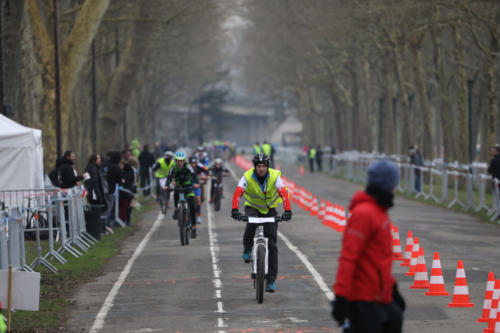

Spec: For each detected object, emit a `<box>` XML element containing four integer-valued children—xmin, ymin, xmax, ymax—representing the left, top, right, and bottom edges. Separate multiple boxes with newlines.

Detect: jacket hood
<box><xmin>59</xmin><ymin>156</ymin><xmax>74</xmax><ymax>166</ymax></box>
<box><xmin>349</xmin><ymin>190</ymin><xmax>379</xmax><ymax>211</ymax></box>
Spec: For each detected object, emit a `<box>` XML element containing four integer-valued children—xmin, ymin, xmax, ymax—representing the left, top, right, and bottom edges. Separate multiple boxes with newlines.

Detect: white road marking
<box><xmin>207</xmin><ymin>202</ymin><xmax>226</xmax><ymax>331</ymax></box>
<box><xmin>227</xmin><ymin>162</ymin><xmax>335</xmax><ymax>302</ymax></box>
<box><xmin>90</xmin><ymin>212</ymin><xmax>165</xmax><ymax>332</ymax></box>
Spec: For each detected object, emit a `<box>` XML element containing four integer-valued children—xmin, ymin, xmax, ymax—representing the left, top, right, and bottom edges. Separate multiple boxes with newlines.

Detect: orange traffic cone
<box><xmin>318</xmin><ymin>199</ymin><xmax>326</xmax><ymax>221</ymax></box>
<box><xmin>410</xmin><ymin>247</ymin><xmax>430</xmax><ymax>289</ymax></box>
<box><xmin>322</xmin><ymin>201</ymin><xmax>335</xmax><ymax>229</ymax></box>
<box><xmin>405</xmin><ymin>237</ymin><xmax>420</xmax><ymax>276</ymax></box>
<box><xmin>484</xmin><ymin>279</ymin><xmax>500</xmax><ymax>332</ymax></box>
<box><xmin>425</xmin><ymin>252</ymin><xmax>449</xmax><ymax>296</ymax></box>
<box><xmin>299</xmin><ymin>164</ymin><xmax>305</xmax><ymax>175</ymax></box>
<box><xmin>337</xmin><ymin>206</ymin><xmax>346</xmax><ymax>232</ymax></box>
<box><xmin>392</xmin><ymin>226</ymin><xmax>404</xmax><ymax>261</ymax></box>
<box><xmin>310</xmin><ymin>195</ymin><xmax>319</xmax><ymax>216</ymax></box>
<box><xmin>478</xmin><ymin>272</ymin><xmax>496</xmax><ymax>322</ymax></box>
<box><xmin>401</xmin><ymin>230</ymin><xmax>414</xmax><ymax>267</ymax></box>
<box><xmin>448</xmin><ymin>260</ymin><xmax>474</xmax><ymax>307</ymax></box>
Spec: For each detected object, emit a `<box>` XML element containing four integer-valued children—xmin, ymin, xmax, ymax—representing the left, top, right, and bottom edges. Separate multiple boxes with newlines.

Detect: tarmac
<box><xmin>66</xmin><ymin>159</ymin><xmax>500</xmax><ymax>333</ymax></box>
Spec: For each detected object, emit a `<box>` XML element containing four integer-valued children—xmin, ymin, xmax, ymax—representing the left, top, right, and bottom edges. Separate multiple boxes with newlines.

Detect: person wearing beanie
<box><xmin>331</xmin><ymin>159</ymin><xmax>405</xmax><ymax>333</ymax></box>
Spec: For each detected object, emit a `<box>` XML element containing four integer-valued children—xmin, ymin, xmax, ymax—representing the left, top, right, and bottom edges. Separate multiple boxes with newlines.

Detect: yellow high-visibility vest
<box><xmin>154</xmin><ymin>157</ymin><xmax>174</xmax><ymax>178</ymax></box>
<box><xmin>261</xmin><ymin>143</ymin><xmax>272</xmax><ymax>155</ymax></box>
<box><xmin>243</xmin><ymin>168</ymin><xmax>282</xmax><ymax>214</ymax></box>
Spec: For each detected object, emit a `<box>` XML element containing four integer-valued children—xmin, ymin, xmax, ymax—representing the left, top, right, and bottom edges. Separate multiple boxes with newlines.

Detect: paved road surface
<box><xmin>67</xmin><ymin>160</ymin><xmax>500</xmax><ymax>333</ymax></box>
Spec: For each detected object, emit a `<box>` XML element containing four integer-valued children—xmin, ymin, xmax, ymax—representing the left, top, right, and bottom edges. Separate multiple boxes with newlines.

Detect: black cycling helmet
<box><xmin>252</xmin><ymin>153</ymin><xmax>270</xmax><ymax>167</ymax></box>
<box><xmin>189</xmin><ymin>156</ymin><xmax>198</xmax><ymax>164</ymax></box>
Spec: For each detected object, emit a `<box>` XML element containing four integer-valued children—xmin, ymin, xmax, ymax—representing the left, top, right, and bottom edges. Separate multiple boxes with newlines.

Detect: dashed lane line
<box><xmin>89</xmin><ymin>212</ymin><xmax>165</xmax><ymax>332</ymax></box>
<box><xmin>226</xmin><ymin>162</ymin><xmax>334</xmax><ymax>302</ymax></box>
<box><xmin>207</xmin><ymin>201</ymin><xmax>226</xmax><ymax>331</ymax></box>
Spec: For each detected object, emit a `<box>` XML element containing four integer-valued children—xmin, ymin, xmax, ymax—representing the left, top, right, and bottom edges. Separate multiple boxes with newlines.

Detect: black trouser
<box><xmin>309</xmin><ymin>158</ymin><xmax>315</xmax><ymax>172</ymax></box>
<box><xmin>243</xmin><ymin>206</ymin><xmax>278</xmax><ymax>282</ymax></box>
<box><xmin>173</xmin><ymin>192</ymin><xmax>197</xmax><ymax>227</ymax></box>
<box><xmin>348</xmin><ymin>301</ymin><xmax>403</xmax><ymax>333</ymax></box>
<box><xmin>140</xmin><ymin>169</ymin><xmax>150</xmax><ymax>195</ymax></box>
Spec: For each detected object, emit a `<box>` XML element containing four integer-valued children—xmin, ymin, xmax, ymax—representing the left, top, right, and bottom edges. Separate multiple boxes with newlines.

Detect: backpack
<box><xmin>48</xmin><ymin>167</ymin><xmax>62</xmax><ymax>187</ymax></box>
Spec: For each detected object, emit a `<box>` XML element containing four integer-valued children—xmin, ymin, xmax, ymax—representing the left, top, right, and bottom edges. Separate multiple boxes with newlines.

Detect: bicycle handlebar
<box><xmin>238</xmin><ymin>215</ymin><xmax>283</xmax><ymax>223</ymax></box>
<box><xmin>173</xmin><ymin>186</ymin><xmax>194</xmax><ymax>193</ymax></box>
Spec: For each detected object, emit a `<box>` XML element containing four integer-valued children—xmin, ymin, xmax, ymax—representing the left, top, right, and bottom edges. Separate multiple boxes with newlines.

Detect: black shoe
<box><xmin>191</xmin><ymin>228</ymin><xmax>197</xmax><ymax>239</ymax></box>
<box><xmin>173</xmin><ymin>209</ymin><xmax>178</xmax><ymax>220</ymax></box>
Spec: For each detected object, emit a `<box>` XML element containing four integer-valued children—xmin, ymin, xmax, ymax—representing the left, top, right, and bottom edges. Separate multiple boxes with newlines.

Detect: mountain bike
<box><xmin>174</xmin><ymin>186</ymin><xmax>194</xmax><ymax>246</ymax></box>
<box><xmin>211</xmin><ymin>175</ymin><xmax>223</xmax><ymax>211</ymax></box>
<box><xmin>239</xmin><ymin>215</ymin><xmax>282</xmax><ymax>304</ymax></box>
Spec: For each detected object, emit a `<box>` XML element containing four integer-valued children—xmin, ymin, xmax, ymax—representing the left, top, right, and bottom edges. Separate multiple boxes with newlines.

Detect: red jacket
<box><xmin>333</xmin><ymin>190</ymin><xmax>396</xmax><ymax>303</ymax></box>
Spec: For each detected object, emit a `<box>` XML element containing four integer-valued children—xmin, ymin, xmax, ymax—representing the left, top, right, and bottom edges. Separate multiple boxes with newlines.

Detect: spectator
<box><xmin>331</xmin><ymin>159</ymin><xmax>405</xmax><ymax>332</ymax></box>
<box><xmin>59</xmin><ymin>150</ymin><xmax>88</xmax><ymax>189</ymax></box>
<box><xmin>329</xmin><ymin>145</ymin><xmax>336</xmax><ymax>171</ymax></box>
<box><xmin>153</xmin><ymin>142</ymin><xmax>162</xmax><ymax>159</ymax></box>
<box><xmin>408</xmin><ymin>145</ymin><xmax>424</xmax><ymax>192</ymax></box>
<box><xmin>120</xmin><ymin>158</ymin><xmax>137</xmax><ymax>226</ymax></box>
<box><xmin>487</xmin><ymin>145</ymin><xmax>500</xmax><ymax>181</ymax></box>
<box><xmin>315</xmin><ymin>145</ymin><xmax>323</xmax><ymax>172</ymax></box>
<box><xmin>122</xmin><ymin>149</ymin><xmax>139</xmax><ymax>170</ymax></box>
<box><xmin>308</xmin><ymin>145</ymin><xmax>316</xmax><ymax>172</ymax></box>
<box><xmin>105</xmin><ymin>152</ymin><xmax>124</xmax><ymax>226</ymax></box>
<box><xmin>138</xmin><ymin>145</ymin><xmax>156</xmax><ymax>195</ymax></box>
<box><xmin>84</xmin><ymin>154</ymin><xmax>108</xmax><ymax>208</ymax></box>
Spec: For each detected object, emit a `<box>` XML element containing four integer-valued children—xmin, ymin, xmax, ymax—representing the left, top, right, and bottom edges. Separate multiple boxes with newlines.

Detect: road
<box><xmin>67</xmin><ymin>160</ymin><xmax>500</xmax><ymax>333</ymax></box>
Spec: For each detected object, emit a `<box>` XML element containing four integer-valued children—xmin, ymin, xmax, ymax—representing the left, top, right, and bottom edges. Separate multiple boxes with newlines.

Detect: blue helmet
<box><xmin>175</xmin><ymin>151</ymin><xmax>186</xmax><ymax>161</ymax></box>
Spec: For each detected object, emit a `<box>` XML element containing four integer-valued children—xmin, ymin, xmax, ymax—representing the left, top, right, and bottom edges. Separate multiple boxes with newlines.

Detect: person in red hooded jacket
<box><xmin>331</xmin><ymin>159</ymin><xmax>405</xmax><ymax>333</ymax></box>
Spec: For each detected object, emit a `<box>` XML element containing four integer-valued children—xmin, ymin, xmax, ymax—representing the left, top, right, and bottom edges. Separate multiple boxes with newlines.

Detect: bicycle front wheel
<box><xmin>179</xmin><ymin>205</ymin><xmax>186</xmax><ymax>246</ymax></box>
<box><xmin>256</xmin><ymin>245</ymin><xmax>265</xmax><ymax>303</ymax></box>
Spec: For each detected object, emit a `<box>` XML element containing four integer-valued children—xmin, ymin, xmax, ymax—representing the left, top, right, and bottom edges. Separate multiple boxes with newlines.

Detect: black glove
<box><xmin>393</xmin><ymin>283</ymin><xmax>406</xmax><ymax>312</ymax></box>
<box><xmin>281</xmin><ymin>210</ymin><xmax>292</xmax><ymax>221</ymax></box>
<box><xmin>231</xmin><ymin>209</ymin><xmax>241</xmax><ymax>220</ymax></box>
<box><xmin>331</xmin><ymin>296</ymin><xmax>349</xmax><ymax>325</ymax></box>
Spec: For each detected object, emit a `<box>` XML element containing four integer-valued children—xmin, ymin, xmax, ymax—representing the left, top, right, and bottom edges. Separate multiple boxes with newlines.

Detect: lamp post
<box><xmin>467</xmin><ymin>78</ymin><xmax>475</xmax><ymax>166</ymax></box>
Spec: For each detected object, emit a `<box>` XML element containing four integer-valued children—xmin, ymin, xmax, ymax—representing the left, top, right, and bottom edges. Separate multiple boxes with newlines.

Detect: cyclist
<box><xmin>231</xmin><ymin>153</ymin><xmax>292</xmax><ymax>293</ymax></box>
<box><xmin>153</xmin><ymin>151</ymin><xmax>174</xmax><ymax>203</ymax></box>
<box><xmin>189</xmin><ymin>156</ymin><xmax>209</xmax><ymax>224</ymax></box>
<box><xmin>209</xmin><ymin>158</ymin><xmax>230</xmax><ymax>203</ymax></box>
<box><xmin>165</xmin><ymin>152</ymin><xmax>200</xmax><ymax>238</ymax></box>
<box><xmin>194</xmin><ymin>146</ymin><xmax>210</xmax><ymax>167</ymax></box>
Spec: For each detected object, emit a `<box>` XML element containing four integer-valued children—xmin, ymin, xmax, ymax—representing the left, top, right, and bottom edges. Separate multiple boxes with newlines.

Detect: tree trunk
<box><xmin>412</xmin><ymin>40</ymin><xmax>434</xmax><ymax>160</ymax></box>
<box><xmin>453</xmin><ymin>23</ymin><xmax>469</xmax><ymax>164</ymax></box>
<box><xmin>383</xmin><ymin>55</ymin><xmax>396</xmax><ymax>154</ymax></box>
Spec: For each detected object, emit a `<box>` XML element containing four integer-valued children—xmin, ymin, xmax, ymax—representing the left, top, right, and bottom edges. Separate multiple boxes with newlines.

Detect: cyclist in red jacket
<box><xmin>331</xmin><ymin>159</ymin><xmax>405</xmax><ymax>333</ymax></box>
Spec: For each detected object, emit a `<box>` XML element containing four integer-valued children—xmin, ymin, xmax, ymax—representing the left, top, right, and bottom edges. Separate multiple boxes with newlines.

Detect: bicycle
<box><xmin>173</xmin><ymin>186</ymin><xmax>194</xmax><ymax>246</ymax></box>
<box><xmin>238</xmin><ymin>215</ymin><xmax>282</xmax><ymax>304</ymax></box>
<box><xmin>211</xmin><ymin>175</ymin><xmax>223</xmax><ymax>211</ymax></box>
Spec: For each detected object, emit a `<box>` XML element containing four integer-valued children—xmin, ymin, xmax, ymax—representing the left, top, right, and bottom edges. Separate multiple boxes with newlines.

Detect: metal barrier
<box><xmin>279</xmin><ymin>150</ymin><xmax>500</xmax><ymax>223</ymax></box>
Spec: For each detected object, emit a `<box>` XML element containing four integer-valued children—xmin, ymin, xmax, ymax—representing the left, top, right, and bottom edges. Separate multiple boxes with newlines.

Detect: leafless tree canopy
<box><xmin>2</xmin><ymin>0</ymin><xmax>499</xmax><ymax>165</ymax></box>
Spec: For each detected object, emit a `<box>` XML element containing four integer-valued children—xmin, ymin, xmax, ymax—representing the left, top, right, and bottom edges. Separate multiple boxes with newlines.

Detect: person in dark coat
<box><xmin>408</xmin><ymin>145</ymin><xmax>424</xmax><ymax>192</ymax></box>
<box><xmin>59</xmin><ymin>150</ymin><xmax>88</xmax><ymax>189</ymax></box>
<box><xmin>138</xmin><ymin>145</ymin><xmax>155</xmax><ymax>195</ymax></box>
<box><xmin>84</xmin><ymin>154</ymin><xmax>108</xmax><ymax>208</ymax></box>
<box><xmin>487</xmin><ymin>145</ymin><xmax>500</xmax><ymax>181</ymax></box>
<box><xmin>105</xmin><ymin>152</ymin><xmax>125</xmax><ymax>226</ymax></box>
<box><xmin>315</xmin><ymin>145</ymin><xmax>323</xmax><ymax>172</ymax></box>
<box><xmin>331</xmin><ymin>159</ymin><xmax>405</xmax><ymax>333</ymax></box>
<box><xmin>119</xmin><ymin>158</ymin><xmax>137</xmax><ymax>226</ymax></box>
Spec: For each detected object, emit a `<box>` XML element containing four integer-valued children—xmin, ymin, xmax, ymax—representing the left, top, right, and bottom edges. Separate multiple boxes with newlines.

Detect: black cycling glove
<box><xmin>281</xmin><ymin>210</ymin><xmax>292</xmax><ymax>221</ymax></box>
<box><xmin>231</xmin><ymin>209</ymin><xmax>241</xmax><ymax>220</ymax></box>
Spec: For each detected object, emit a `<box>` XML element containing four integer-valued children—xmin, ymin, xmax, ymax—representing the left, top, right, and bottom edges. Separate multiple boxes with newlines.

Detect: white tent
<box><xmin>0</xmin><ymin>114</ymin><xmax>44</xmax><ymax>190</ymax></box>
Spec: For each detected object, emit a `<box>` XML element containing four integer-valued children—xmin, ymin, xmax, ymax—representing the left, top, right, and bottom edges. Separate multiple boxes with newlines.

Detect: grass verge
<box><xmin>2</xmin><ymin>197</ymin><xmax>154</xmax><ymax>333</ymax></box>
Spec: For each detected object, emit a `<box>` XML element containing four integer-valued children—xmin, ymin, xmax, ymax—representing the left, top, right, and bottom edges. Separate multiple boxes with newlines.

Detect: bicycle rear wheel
<box><xmin>214</xmin><ymin>187</ymin><xmax>221</xmax><ymax>211</ymax></box>
<box><xmin>178</xmin><ymin>205</ymin><xmax>186</xmax><ymax>246</ymax></box>
<box><xmin>256</xmin><ymin>245</ymin><xmax>265</xmax><ymax>303</ymax></box>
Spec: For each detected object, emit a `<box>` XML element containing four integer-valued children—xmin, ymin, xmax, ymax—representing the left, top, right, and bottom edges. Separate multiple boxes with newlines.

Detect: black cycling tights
<box><xmin>173</xmin><ymin>193</ymin><xmax>197</xmax><ymax>227</ymax></box>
